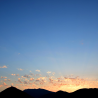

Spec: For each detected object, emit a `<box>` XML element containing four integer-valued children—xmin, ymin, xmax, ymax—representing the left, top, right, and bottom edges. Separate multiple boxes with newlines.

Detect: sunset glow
<box><xmin>0</xmin><ymin>0</ymin><xmax>98</xmax><ymax>93</ymax></box>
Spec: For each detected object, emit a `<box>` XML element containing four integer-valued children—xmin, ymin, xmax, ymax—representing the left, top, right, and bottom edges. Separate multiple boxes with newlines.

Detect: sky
<box><xmin>0</xmin><ymin>0</ymin><xmax>98</xmax><ymax>93</ymax></box>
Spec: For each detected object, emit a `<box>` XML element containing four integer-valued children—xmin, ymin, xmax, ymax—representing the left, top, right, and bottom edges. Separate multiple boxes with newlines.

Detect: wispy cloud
<box><xmin>16</xmin><ymin>74</ymin><xmax>19</xmax><ymax>76</ymax></box>
<box><xmin>4</xmin><ymin>79</ymin><xmax>7</xmax><ymax>81</ymax></box>
<box><xmin>30</xmin><ymin>78</ymin><xmax>34</xmax><ymax>81</ymax></box>
<box><xmin>0</xmin><ymin>85</ymin><xmax>3</xmax><ymax>87</ymax></box>
<box><xmin>30</xmin><ymin>73</ymin><xmax>34</xmax><ymax>76</ymax></box>
<box><xmin>35</xmin><ymin>69</ymin><xmax>40</xmax><ymax>72</ymax></box>
<box><xmin>49</xmin><ymin>77</ymin><xmax>53</xmax><ymax>83</ymax></box>
<box><xmin>11</xmin><ymin>74</ymin><xmax>19</xmax><ymax>76</ymax></box>
<box><xmin>23</xmin><ymin>75</ymin><xmax>31</xmax><ymax>78</ymax></box>
<box><xmin>18</xmin><ymin>53</ymin><xmax>20</xmax><ymax>55</ymax></box>
<box><xmin>18</xmin><ymin>78</ymin><xmax>23</xmax><ymax>83</ymax></box>
<box><xmin>18</xmin><ymin>68</ymin><xmax>23</xmax><ymax>71</ymax></box>
<box><xmin>24</xmin><ymin>81</ymin><xmax>28</xmax><ymax>84</ymax></box>
<box><xmin>81</xmin><ymin>40</ymin><xmax>84</xmax><ymax>45</ymax></box>
<box><xmin>52</xmin><ymin>72</ymin><xmax>55</xmax><ymax>75</ymax></box>
<box><xmin>8</xmin><ymin>79</ymin><xmax>11</xmax><ymax>81</ymax></box>
<box><xmin>1</xmin><ymin>76</ymin><xmax>7</xmax><ymax>78</ymax></box>
<box><xmin>3</xmin><ymin>82</ymin><xmax>7</xmax><ymax>86</ymax></box>
<box><xmin>47</xmin><ymin>71</ymin><xmax>51</xmax><ymax>74</ymax></box>
<box><xmin>35</xmin><ymin>74</ymin><xmax>41</xmax><ymax>76</ymax></box>
<box><xmin>0</xmin><ymin>65</ymin><xmax>7</xmax><ymax>68</ymax></box>
<box><xmin>11</xmin><ymin>74</ymin><xmax>15</xmax><ymax>76</ymax></box>
<box><xmin>36</xmin><ymin>78</ymin><xmax>40</xmax><ymax>81</ymax></box>
<box><xmin>3</xmin><ymin>70</ymin><xmax>98</xmax><ymax>93</ymax></box>
<box><xmin>11</xmin><ymin>83</ymin><xmax>14</xmax><ymax>86</ymax></box>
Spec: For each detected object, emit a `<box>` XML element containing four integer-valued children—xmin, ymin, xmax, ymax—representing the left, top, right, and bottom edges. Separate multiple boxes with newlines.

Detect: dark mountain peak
<box><xmin>54</xmin><ymin>90</ymin><xmax>69</xmax><ymax>98</ymax></box>
<box><xmin>0</xmin><ymin>86</ymin><xmax>34</xmax><ymax>98</ymax></box>
<box><xmin>24</xmin><ymin>88</ymin><xmax>55</xmax><ymax>93</ymax></box>
<box><xmin>73</xmin><ymin>88</ymin><xmax>98</xmax><ymax>93</ymax></box>
<box><xmin>68</xmin><ymin>88</ymin><xmax>98</xmax><ymax>98</ymax></box>
<box><xmin>24</xmin><ymin>88</ymin><xmax>55</xmax><ymax>98</ymax></box>
<box><xmin>0</xmin><ymin>86</ymin><xmax>19</xmax><ymax>93</ymax></box>
<box><xmin>56</xmin><ymin>90</ymin><xmax>68</xmax><ymax>93</ymax></box>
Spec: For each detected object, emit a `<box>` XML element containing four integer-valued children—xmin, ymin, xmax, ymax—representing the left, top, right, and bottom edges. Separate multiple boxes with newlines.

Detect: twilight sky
<box><xmin>0</xmin><ymin>0</ymin><xmax>98</xmax><ymax>93</ymax></box>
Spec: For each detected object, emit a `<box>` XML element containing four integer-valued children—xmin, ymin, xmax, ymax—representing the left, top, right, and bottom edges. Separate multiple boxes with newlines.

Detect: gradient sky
<box><xmin>0</xmin><ymin>0</ymin><xmax>98</xmax><ymax>93</ymax></box>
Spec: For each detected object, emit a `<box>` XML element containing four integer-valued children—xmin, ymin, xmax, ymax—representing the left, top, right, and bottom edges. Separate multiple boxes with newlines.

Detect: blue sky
<box><xmin>0</xmin><ymin>0</ymin><xmax>98</xmax><ymax>92</ymax></box>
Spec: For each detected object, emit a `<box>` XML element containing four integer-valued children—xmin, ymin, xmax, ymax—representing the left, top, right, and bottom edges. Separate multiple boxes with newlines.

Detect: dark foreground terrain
<box><xmin>0</xmin><ymin>86</ymin><xmax>34</xmax><ymax>98</ymax></box>
<box><xmin>0</xmin><ymin>86</ymin><xmax>98</xmax><ymax>98</ymax></box>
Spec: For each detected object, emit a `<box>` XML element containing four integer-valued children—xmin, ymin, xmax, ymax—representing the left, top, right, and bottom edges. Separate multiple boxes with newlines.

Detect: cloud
<box><xmin>35</xmin><ymin>70</ymin><xmax>40</xmax><ymax>72</ymax></box>
<box><xmin>25</xmin><ymin>78</ymin><xmax>28</xmax><ymax>81</ymax></box>
<box><xmin>18</xmin><ymin>78</ymin><xmax>23</xmax><ymax>83</ymax></box>
<box><xmin>21</xmin><ymin>76</ymin><xmax>24</xmax><ymax>78</ymax></box>
<box><xmin>11</xmin><ymin>83</ymin><xmax>14</xmax><ymax>86</ymax></box>
<box><xmin>11</xmin><ymin>74</ymin><xmax>19</xmax><ymax>76</ymax></box>
<box><xmin>0</xmin><ymin>85</ymin><xmax>3</xmax><ymax>87</ymax></box>
<box><xmin>30</xmin><ymin>78</ymin><xmax>34</xmax><ymax>81</ymax></box>
<box><xmin>3</xmin><ymin>82</ymin><xmax>7</xmax><ymax>86</ymax></box>
<box><xmin>36</xmin><ymin>78</ymin><xmax>40</xmax><ymax>81</ymax></box>
<box><xmin>23</xmin><ymin>75</ymin><xmax>31</xmax><ymax>78</ymax></box>
<box><xmin>40</xmin><ymin>77</ymin><xmax>47</xmax><ymax>84</ymax></box>
<box><xmin>0</xmin><ymin>65</ymin><xmax>7</xmax><ymax>68</ymax></box>
<box><xmin>1</xmin><ymin>76</ymin><xmax>7</xmax><ymax>78</ymax></box>
<box><xmin>35</xmin><ymin>74</ymin><xmax>41</xmax><ymax>76</ymax></box>
<box><xmin>34</xmin><ymin>77</ymin><xmax>47</xmax><ymax>85</ymax></box>
<box><xmin>4</xmin><ymin>79</ymin><xmax>7</xmax><ymax>81</ymax></box>
<box><xmin>52</xmin><ymin>72</ymin><xmax>55</xmax><ymax>75</ymax></box>
<box><xmin>81</xmin><ymin>40</ymin><xmax>84</xmax><ymax>45</ymax></box>
<box><xmin>16</xmin><ymin>74</ymin><xmax>19</xmax><ymax>76</ymax></box>
<box><xmin>49</xmin><ymin>77</ymin><xmax>53</xmax><ymax>83</ymax></box>
<box><xmin>18</xmin><ymin>53</ymin><xmax>20</xmax><ymax>55</ymax></box>
<box><xmin>11</xmin><ymin>74</ymin><xmax>16</xmax><ymax>76</ymax></box>
<box><xmin>8</xmin><ymin>79</ymin><xmax>11</xmax><ymax>81</ymax></box>
<box><xmin>40</xmin><ymin>77</ymin><xmax>46</xmax><ymax>80</ymax></box>
<box><xmin>47</xmin><ymin>71</ymin><xmax>51</xmax><ymax>74</ymax></box>
<box><xmin>24</xmin><ymin>81</ymin><xmax>28</xmax><ymax>84</ymax></box>
<box><xmin>30</xmin><ymin>73</ymin><xmax>34</xmax><ymax>76</ymax></box>
<box><xmin>18</xmin><ymin>68</ymin><xmax>23</xmax><ymax>71</ymax></box>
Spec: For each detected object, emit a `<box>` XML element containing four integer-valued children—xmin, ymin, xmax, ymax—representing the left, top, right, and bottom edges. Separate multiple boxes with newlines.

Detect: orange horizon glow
<box><xmin>1</xmin><ymin>76</ymin><xmax>98</xmax><ymax>93</ymax></box>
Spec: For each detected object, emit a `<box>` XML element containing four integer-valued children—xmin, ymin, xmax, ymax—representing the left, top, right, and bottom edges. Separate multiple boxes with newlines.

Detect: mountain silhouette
<box><xmin>39</xmin><ymin>90</ymin><xmax>69</xmax><ymax>98</ymax></box>
<box><xmin>1</xmin><ymin>87</ymin><xmax>98</xmax><ymax>98</ymax></box>
<box><xmin>24</xmin><ymin>88</ymin><xmax>55</xmax><ymax>98</ymax></box>
<box><xmin>39</xmin><ymin>88</ymin><xmax>98</xmax><ymax>98</ymax></box>
<box><xmin>68</xmin><ymin>88</ymin><xmax>98</xmax><ymax>98</ymax></box>
<box><xmin>0</xmin><ymin>86</ymin><xmax>34</xmax><ymax>98</ymax></box>
<box><xmin>40</xmin><ymin>90</ymin><xmax>69</xmax><ymax>98</ymax></box>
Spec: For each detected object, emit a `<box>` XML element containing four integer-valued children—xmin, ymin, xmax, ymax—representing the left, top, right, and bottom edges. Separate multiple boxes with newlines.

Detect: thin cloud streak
<box><xmin>18</xmin><ymin>53</ymin><xmax>20</xmax><ymax>55</ymax></box>
<box><xmin>0</xmin><ymin>65</ymin><xmax>7</xmax><ymax>68</ymax></box>
<box><xmin>47</xmin><ymin>71</ymin><xmax>51</xmax><ymax>74</ymax></box>
<box><xmin>35</xmin><ymin>70</ymin><xmax>40</xmax><ymax>72</ymax></box>
<box><xmin>18</xmin><ymin>68</ymin><xmax>23</xmax><ymax>71</ymax></box>
<box><xmin>11</xmin><ymin>74</ymin><xmax>19</xmax><ymax>76</ymax></box>
<box><xmin>1</xmin><ymin>76</ymin><xmax>7</xmax><ymax>78</ymax></box>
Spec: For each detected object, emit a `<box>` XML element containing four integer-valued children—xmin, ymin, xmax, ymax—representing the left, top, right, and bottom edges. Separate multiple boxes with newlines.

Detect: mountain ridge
<box><xmin>0</xmin><ymin>86</ymin><xmax>98</xmax><ymax>98</ymax></box>
<box><xmin>0</xmin><ymin>86</ymin><xmax>34</xmax><ymax>98</ymax></box>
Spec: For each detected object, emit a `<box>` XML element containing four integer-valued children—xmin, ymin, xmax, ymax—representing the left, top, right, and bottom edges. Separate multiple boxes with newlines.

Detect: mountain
<box><xmin>54</xmin><ymin>90</ymin><xmax>69</xmax><ymax>98</ymax></box>
<box><xmin>1</xmin><ymin>87</ymin><xmax>98</xmax><ymax>98</ymax></box>
<box><xmin>39</xmin><ymin>88</ymin><xmax>98</xmax><ymax>98</ymax></box>
<box><xmin>69</xmin><ymin>88</ymin><xmax>98</xmax><ymax>98</ymax></box>
<box><xmin>24</xmin><ymin>88</ymin><xmax>55</xmax><ymax>98</ymax></box>
<box><xmin>39</xmin><ymin>90</ymin><xmax>69</xmax><ymax>98</ymax></box>
<box><xmin>0</xmin><ymin>86</ymin><xmax>34</xmax><ymax>98</ymax></box>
